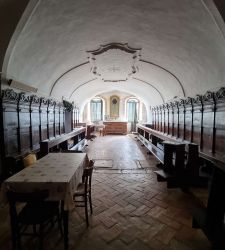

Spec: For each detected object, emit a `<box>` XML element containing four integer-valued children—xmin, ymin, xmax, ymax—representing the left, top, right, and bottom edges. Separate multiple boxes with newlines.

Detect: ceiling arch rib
<box><xmin>132</xmin><ymin>77</ymin><xmax>165</xmax><ymax>103</ymax></box>
<box><xmin>140</xmin><ymin>59</ymin><xmax>185</xmax><ymax>97</ymax></box>
<box><xmin>50</xmin><ymin>61</ymin><xmax>89</xmax><ymax>96</ymax></box>
<box><xmin>5</xmin><ymin>0</ymin><xmax>225</xmax><ymax>106</ymax></box>
<box><xmin>70</xmin><ymin>78</ymin><xmax>164</xmax><ymax>109</ymax></box>
<box><xmin>69</xmin><ymin>78</ymin><xmax>97</xmax><ymax>99</ymax></box>
<box><xmin>49</xmin><ymin>46</ymin><xmax>184</xmax><ymax>106</ymax></box>
<box><xmin>50</xmin><ymin>64</ymin><xmax>168</xmax><ymax>106</ymax></box>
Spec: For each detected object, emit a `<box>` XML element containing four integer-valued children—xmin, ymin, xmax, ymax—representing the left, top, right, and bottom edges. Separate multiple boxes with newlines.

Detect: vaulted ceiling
<box><xmin>2</xmin><ymin>0</ymin><xmax>225</xmax><ymax>110</ymax></box>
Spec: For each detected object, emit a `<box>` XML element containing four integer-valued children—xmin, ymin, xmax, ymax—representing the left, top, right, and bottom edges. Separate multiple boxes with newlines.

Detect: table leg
<box><xmin>61</xmin><ymin>201</ymin><xmax>69</xmax><ymax>250</ymax></box>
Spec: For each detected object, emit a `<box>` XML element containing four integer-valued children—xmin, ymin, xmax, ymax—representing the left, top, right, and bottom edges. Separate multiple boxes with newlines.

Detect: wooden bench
<box><xmin>137</xmin><ymin>125</ymin><xmax>208</xmax><ymax>189</ymax></box>
<box><xmin>86</xmin><ymin>124</ymin><xmax>95</xmax><ymax>140</ymax></box>
<box><xmin>40</xmin><ymin>127</ymin><xmax>86</xmax><ymax>157</ymax></box>
<box><xmin>192</xmin><ymin>166</ymin><xmax>225</xmax><ymax>249</ymax></box>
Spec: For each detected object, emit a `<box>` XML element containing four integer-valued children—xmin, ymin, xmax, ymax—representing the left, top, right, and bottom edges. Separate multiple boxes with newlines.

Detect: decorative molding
<box><xmin>1</xmin><ymin>88</ymin><xmax>65</xmax><ymax>110</ymax></box>
<box><xmin>48</xmin><ymin>99</ymin><xmax>56</xmax><ymax>107</ymax></box>
<box><xmin>215</xmin><ymin>87</ymin><xmax>225</xmax><ymax>101</ymax></box>
<box><xmin>19</xmin><ymin>92</ymin><xmax>31</xmax><ymax>104</ymax></box>
<box><xmin>87</xmin><ymin>42</ymin><xmax>141</xmax><ymax>55</ymax></box>
<box><xmin>87</xmin><ymin>43</ymin><xmax>142</xmax><ymax>82</ymax></box>
<box><xmin>31</xmin><ymin>95</ymin><xmax>40</xmax><ymax>105</ymax></box>
<box><xmin>40</xmin><ymin>97</ymin><xmax>48</xmax><ymax>106</ymax></box>
<box><xmin>63</xmin><ymin>100</ymin><xmax>74</xmax><ymax>112</ymax></box>
<box><xmin>2</xmin><ymin>88</ymin><xmax>18</xmax><ymax>100</ymax></box>
<box><xmin>152</xmin><ymin>87</ymin><xmax>225</xmax><ymax>110</ymax></box>
<box><xmin>103</xmin><ymin>79</ymin><xmax>127</xmax><ymax>83</ymax></box>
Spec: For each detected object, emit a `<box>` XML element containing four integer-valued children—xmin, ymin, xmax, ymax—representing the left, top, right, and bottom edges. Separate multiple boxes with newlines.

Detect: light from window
<box><xmin>127</xmin><ymin>99</ymin><xmax>138</xmax><ymax>122</ymax></box>
<box><xmin>91</xmin><ymin>99</ymin><xmax>103</xmax><ymax>122</ymax></box>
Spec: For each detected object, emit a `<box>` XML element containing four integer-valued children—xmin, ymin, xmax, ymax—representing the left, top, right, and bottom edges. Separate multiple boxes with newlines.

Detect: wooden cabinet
<box><xmin>103</xmin><ymin>122</ymin><xmax>127</xmax><ymax>135</ymax></box>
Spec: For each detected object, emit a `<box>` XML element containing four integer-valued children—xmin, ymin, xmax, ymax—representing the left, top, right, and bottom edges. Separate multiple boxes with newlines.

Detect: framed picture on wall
<box><xmin>110</xmin><ymin>96</ymin><xmax>119</xmax><ymax>118</ymax></box>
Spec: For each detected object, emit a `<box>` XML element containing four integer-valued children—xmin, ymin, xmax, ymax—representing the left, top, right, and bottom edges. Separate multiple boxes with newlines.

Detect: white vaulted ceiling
<box><xmin>2</xmin><ymin>0</ymin><xmax>225</xmax><ymax>110</ymax></box>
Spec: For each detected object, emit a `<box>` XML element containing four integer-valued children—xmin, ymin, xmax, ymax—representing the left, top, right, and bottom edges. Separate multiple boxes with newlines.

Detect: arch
<box><xmin>140</xmin><ymin>59</ymin><xmax>185</xmax><ymax>97</ymax></box>
<box><xmin>50</xmin><ymin>61</ymin><xmax>89</xmax><ymax>95</ymax></box>
<box><xmin>132</xmin><ymin>77</ymin><xmax>165</xmax><ymax>103</ymax></box>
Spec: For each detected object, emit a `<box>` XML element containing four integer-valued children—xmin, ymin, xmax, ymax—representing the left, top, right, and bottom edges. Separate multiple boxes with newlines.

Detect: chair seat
<box><xmin>7</xmin><ymin>190</ymin><xmax>62</xmax><ymax>249</ymax></box>
<box><xmin>73</xmin><ymin>163</ymin><xmax>94</xmax><ymax>227</ymax></box>
<box><xmin>18</xmin><ymin>201</ymin><xmax>59</xmax><ymax>225</ymax></box>
<box><xmin>73</xmin><ymin>183</ymin><xmax>90</xmax><ymax>196</ymax></box>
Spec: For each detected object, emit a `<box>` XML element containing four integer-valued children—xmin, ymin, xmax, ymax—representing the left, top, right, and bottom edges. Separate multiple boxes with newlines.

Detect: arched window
<box><xmin>127</xmin><ymin>98</ymin><xmax>139</xmax><ymax>121</ymax></box>
<box><xmin>127</xmin><ymin>98</ymin><xmax>139</xmax><ymax>131</ymax></box>
<box><xmin>90</xmin><ymin>98</ymin><xmax>103</xmax><ymax>122</ymax></box>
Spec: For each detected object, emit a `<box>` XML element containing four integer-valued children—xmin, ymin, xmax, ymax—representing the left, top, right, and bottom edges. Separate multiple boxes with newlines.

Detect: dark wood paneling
<box><xmin>202</xmin><ymin>106</ymin><xmax>214</xmax><ymax>154</ymax></box>
<box><xmin>169</xmin><ymin>107</ymin><xmax>173</xmax><ymax>136</ymax></box>
<box><xmin>173</xmin><ymin>107</ymin><xmax>179</xmax><ymax>138</ymax></box>
<box><xmin>55</xmin><ymin>105</ymin><xmax>60</xmax><ymax>136</ymax></box>
<box><xmin>1</xmin><ymin>89</ymin><xmax>69</xmax><ymax>159</ymax></box>
<box><xmin>179</xmin><ymin>109</ymin><xmax>185</xmax><ymax>140</ymax></box>
<box><xmin>185</xmin><ymin>108</ymin><xmax>192</xmax><ymax>142</ymax></box>
<box><xmin>215</xmin><ymin>103</ymin><xmax>225</xmax><ymax>157</ymax></box>
<box><xmin>193</xmin><ymin>108</ymin><xmax>202</xmax><ymax>146</ymax></box>
<box><xmin>152</xmin><ymin>88</ymin><xmax>225</xmax><ymax>162</ymax></box>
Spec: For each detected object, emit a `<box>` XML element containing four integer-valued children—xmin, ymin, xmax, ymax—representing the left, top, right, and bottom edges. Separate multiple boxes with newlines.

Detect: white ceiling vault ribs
<box><xmin>49</xmin><ymin>61</ymin><xmax>89</xmax><ymax>96</ymax></box>
<box><xmin>132</xmin><ymin>77</ymin><xmax>165</xmax><ymax>103</ymax></box>
<box><xmin>139</xmin><ymin>59</ymin><xmax>185</xmax><ymax>97</ymax></box>
<box><xmin>3</xmin><ymin>0</ymin><xmax>225</xmax><ymax>109</ymax></box>
<box><xmin>50</xmin><ymin>42</ymin><xmax>183</xmax><ymax>106</ymax></box>
<box><xmin>72</xmin><ymin>78</ymin><xmax>164</xmax><ymax>110</ymax></box>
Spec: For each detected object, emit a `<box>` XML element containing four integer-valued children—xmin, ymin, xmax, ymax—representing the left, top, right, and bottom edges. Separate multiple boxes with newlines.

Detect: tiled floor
<box><xmin>0</xmin><ymin>134</ymin><xmax>211</xmax><ymax>249</ymax></box>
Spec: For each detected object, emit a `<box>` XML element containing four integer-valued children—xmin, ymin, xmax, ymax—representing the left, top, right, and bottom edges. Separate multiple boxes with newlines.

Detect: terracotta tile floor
<box><xmin>0</xmin><ymin>134</ymin><xmax>211</xmax><ymax>249</ymax></box>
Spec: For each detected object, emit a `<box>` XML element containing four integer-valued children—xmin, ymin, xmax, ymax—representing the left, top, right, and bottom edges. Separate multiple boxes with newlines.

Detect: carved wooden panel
<box><xmin>60</xmin><ymin>108</ymin><xmax>65</xmax><ymax>134</ymax></box>
<box><xmin>19</xmin><ymin>106</ymin><xmax>30</xmax><ymax>155</ymax></box>
<box><xmin>169</xmin><ymin>108</ymin><xmax>173</xmax><ymax>136</ymax></box>
<box><xmin>31</xmin><ymin>110</ymin><xmax>40</xmax><ymax>150</ymax></box>
<box><xmin>152</xmin><ymin>87</ymin><xmax>225</xmax><ymax>163</ymax></box>
<box><xmin>1</xmin><ymin>89</ymin><xmax>68</xmax><ymax>159</ymax></box>
<box><xmin>3</xmin><ymin>105</ymin><xmax>18</xmax><ymax>156</ymax></box>
<box><xmin>179</xmin><ymin>109</ymin><xmax>185</xmax><ymax>140</ymax></box>
<box><xmin>55</xmin><ymin>105</ymin><xmax>60</xmax><ymax>136</ymax></box>
<box><xmin>173</xmin><ymin>108</ymin><xmax>179</xmax><ymax>138</ymax></box>
<box><xmin>164</xmin><ymin>107</ymin><xmax>168</xmax><ymax>134</ymax></box>
<box><xmin>193</xmin><ymin>109</ymin><xmax>202</xmax><ymax>146</ymax></box>
<box><xmin>185</xmin><ymin>108</ymin><xmax>192</xmax><ymax>142</ymax></box>
<box><xmin>215</xmin><ymin>103</ymin><xmax>225</xmax><ymax>157</ymax></box>
<box><xmin>202</xmin><ymin>107</ymin><xmax>214</xmax><ymax>154</ymax></box>
<box><xmin>48</xmin><ymin>107</ymin><xmax>55</xmax><ymax>139</ymax></box>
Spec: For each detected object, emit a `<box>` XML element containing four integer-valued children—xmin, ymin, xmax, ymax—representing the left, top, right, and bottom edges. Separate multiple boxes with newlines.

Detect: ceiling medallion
<box><xmin>87</xmin><ymin>43</ymin><xmax>141</xmax><ymax>82</ymax></box>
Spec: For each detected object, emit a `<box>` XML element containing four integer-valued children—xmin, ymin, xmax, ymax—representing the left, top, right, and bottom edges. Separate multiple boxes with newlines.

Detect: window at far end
<box><xmin>91</xmin><ymin>98</ymin><xmax>103</xmax><ymax>122</ymax></box>
<box><xmin>127</xmin><ymin>98</ymin><xmax>139</xmax><ymax>122</ymax></box>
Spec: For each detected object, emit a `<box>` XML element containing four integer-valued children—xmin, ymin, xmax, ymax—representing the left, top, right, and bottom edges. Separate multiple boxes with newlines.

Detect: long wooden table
<box><xmin>1</xmin><ymin>152</ymin><xmax>87</xmax><ymax>250</ymax></box>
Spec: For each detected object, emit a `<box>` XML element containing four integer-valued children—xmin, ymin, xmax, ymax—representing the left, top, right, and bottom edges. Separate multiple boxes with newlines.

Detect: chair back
<box><xmin>83</xmin><ymin>166</ymin><xmax>93</xmax><ymax>193</ymax></box>
<box><xmin>23</xmin><ymin>153</ymin><xmax>37</xmax><ymax>167</ymax></box>
<box><xmin>7</xmin><ymin>190</ymin><xmax>49</xmax><ymax>220</ymax></box>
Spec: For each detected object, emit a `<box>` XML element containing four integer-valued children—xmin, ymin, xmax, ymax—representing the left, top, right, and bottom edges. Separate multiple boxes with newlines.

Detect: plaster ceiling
<box><xmin>2</xmin><ymin>0</ymin><xmax>225</xmax><ymax>110</ymax></box>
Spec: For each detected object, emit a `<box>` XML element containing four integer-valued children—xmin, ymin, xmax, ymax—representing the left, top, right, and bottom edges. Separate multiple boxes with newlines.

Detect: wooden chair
<box><xmin>73</xmin><ymin>160</ymin><xmax>94</xmax><ymax>226</ymax></box>
<box><xmin>7</xmin><ymin>190</ymin><xmax>62</xmax><ymax>250</ymax></box>
<box><xmin>23</xmin><ymin>153</ymin><xmax>37</xmax><ymax>168</ymax></box>
<box><xmin>99</xmin><ymin>126</ymin><xmax>106</xmax><ymax>136</ymax></box>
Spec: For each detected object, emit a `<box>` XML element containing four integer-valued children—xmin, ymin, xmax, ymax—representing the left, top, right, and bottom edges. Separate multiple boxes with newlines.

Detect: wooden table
<box><xmin>1</xmin><ymin>152</ymin><xmax>87</xmax><ymax>250</ymax></box>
